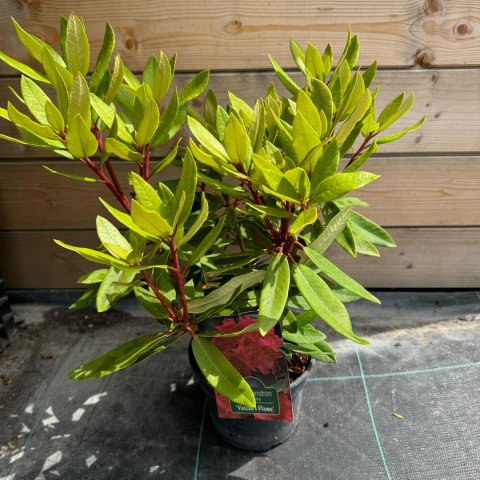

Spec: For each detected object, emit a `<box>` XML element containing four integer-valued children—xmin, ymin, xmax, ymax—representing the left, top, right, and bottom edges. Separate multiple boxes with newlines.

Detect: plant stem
<box><xmin>144</xmin><ymin>145</ymin><xmax>151</xmax><ymax>181</ymax></box>
<box><xmin>169</xmin><ymin>238</ymin><xmax>189</xmax><ymax>325</ymax></box>
<box><xmin>84</xmin><ymin>157</ymin><xmax>131</xmax><ymax>213</ymax></box>
<box><xmin>343</xmin><ymin>132</ymin><xmax>374</xmax><ymax>170</ymax></box>
<box><xmin>140</xmin><ymin>270</ymin><xmax>177</xmax><ymax>321</ymax></box>
<box><xmin>105</xmin><ymin>159</ymin><xmax>130</xmax><ymax>207</ymax></box>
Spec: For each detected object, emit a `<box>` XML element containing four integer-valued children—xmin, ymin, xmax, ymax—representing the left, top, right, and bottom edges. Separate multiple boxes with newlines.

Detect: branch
<box><xmin>140</xmin><ymin>270</ymin><xmax>177</xmax><ymax>322</ymax></box>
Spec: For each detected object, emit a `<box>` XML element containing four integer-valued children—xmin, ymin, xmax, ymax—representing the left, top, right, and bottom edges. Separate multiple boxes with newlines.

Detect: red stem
<box><xmin>140</xmin><ymin>270</ymin><xmax>177</xmax><ymax>321</ymax></box>
<box><xmin>144</xmin><ymin>145</ymin><xmax>151</xmax><ymax>181</ymax></box>
<box><xmin>344</xmin><ymin>132</ymin><xmax>374</xmax><ymax>170</ymax></box>
<box><xmin>169</xmin><ymin>238</ymin><xmax>189</xmax><ymax>325</ymax></box>
<box><xmin>105</xmin><ymin>159</ymin><xmax>130</xmax><ymax>208</ymax></box>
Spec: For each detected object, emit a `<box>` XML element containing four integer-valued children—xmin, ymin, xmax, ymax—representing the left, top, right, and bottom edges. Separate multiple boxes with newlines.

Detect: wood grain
<box><xmin>1</xmin><ymin>228</ymin><xmax>478</xmax><ymax>288</ymax></box>
<box><xmin>0</xmin><ymin>69</ymin><xmax>478</xmax><ymax>159</ymax></box>
<box><xmin>1</xmin><ymin>157</ymin><xmax>479</xmax><ymax>231</ymax></box>
<box><xmin>0</xmin><ymin>1</ymin><xmax>479</xmax><ymax>73</ymax></box>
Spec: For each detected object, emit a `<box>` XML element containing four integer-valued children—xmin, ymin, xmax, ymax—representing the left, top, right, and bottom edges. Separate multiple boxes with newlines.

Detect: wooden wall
<box><xmin>0</xmin><ymin>1</ymin><xmax>479</xmax><ymax>289</ymax></box>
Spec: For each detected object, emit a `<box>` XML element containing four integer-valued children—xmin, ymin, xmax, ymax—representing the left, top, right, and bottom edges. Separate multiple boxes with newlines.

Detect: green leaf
<box><xmin>249</xmin><ymin>100</ymin><xmax>265</xmax><ymax>154</ymax></box>
<box><xmin>348</xmin><ymin>211</ymin><xmax>396</xmax><ymax>248</ymax></box>
<box><xmin>322</xmin><ymin>201</ymin><xmax>356</xmax><ymax>257</ymax></box>
<box><xmin>43</xmin><ymin>166</ymin><xmax>96</xmax><ymax>183</ymax></box>
<box><xmin>310</xmin><ymin>78</ymin><xmax>333</xmax><ymax>131</ymax></box>
<box><xmin>290</xmin><ymin>38</ymin><xmax>307</xmax><ymax>76</ymax></box>
<box><xmin>296</xmin><ymin>89</ymin><xmax>322</xmax><ymax>136</ymax></box>
<box><xmin>54</xmin><ymin>239</ymin><xmax>135</xmax><ymax>270</ymax></box>
<box><xmin>135</xmin><ymin>98</ymin><xmax>159</xmax><ymax>146</ymax></box>
<box><xmin>376</xmin><ymin>116</ymin><xmax>426</xmax><ymax>144</ymax></box>
<box><xmin>345</xmin><ymin>34</ymin><xmax>360</xmax><ymax>70</ymax></box>
<box><xmin>45</xmin><ymin>101</ymin><xmax>65</xmax><ymax>132</ymax></box>
<box><xmin>188</xmin><ymin>116</ymin><xmax>229</xmax><ymax>160</ymax></box>
<box><xmin>96</xmin><ymin>266</ymin><xmax>136</xmax><ymax>312</ymax></box>
<box><xmin>67</xmin><ymin>331</ymin><xmax>166</xmax><ymax>380</ymax></box>
<box><xmin>65</xmin><ymin>13</ymin><xmax>90</xmax><ymax>77</ymax></box>
<box><xmin>336</xmin><ymin>89</ymin><xmax>371</xmax><ymax>144</ymax></box>
<box><xmin>187</xmin><ymin>215</ymin><xmax>226</xmax><ymax>267</ymax></box>
<box><xmin>69</xmin><ymin>284</ymin><xmax>100</xmax><ymax>309</ymax></box>
<box><xmin>96</xmin><ymin>216</ymin><xmax>133</xmax><ymax>260</ymax></box>
<box><xmin>149</xmin><ymin>89</ymin><xmax>180</xmax><ymax>148</ymax></box>
<box><xmin>198</xmin><ymin>323</ymin><xmax>259</xmax><ymax>338</ymax></box>
<box><xmin>100</xmin><ymin>198</ymin><xmax>160</xmax><ymax>242</ymax></box>
<box><xmin>90</xmin><ymin>21</ymin><xmax>115</xmax><ymax>92</ymax></box>
<box><xmin>229</xmin><ymin>91</ymin><xmax>254</xmax><ymax>120</ymax></box>
<box><xmin>131</xmin><ymin>172</ymin><xmax>161</xmax><ymax>212</ymax></box>
<box><xmin>224</xmin><ymin>114</ymin><xmax>250</xmax><ymax>165</ymax></box>
<box><xmin>290</xmin><ymin>206</ymin><xmax>318</xmax><ymax>238</ymax></box>
<box><xmin>77</xmin><ymin>269</ymin><xmax>108</xmax><ymax>284</ymax></box>
<box><xmin>179</xmin><ymin>70</ymin><xmax>210</xmax><ymax>105</ymax></box>
<box><xmin>292</xmin><ymin>111</ymin><xmax>320</xmax><ymax>163</ymax></box>
<box><xmin>312</xmin><ymin>138</ymin><xmax>339</xmax><ymax>185</ymax></box>
<box><xmin>175</xmin><ymin>148</ymin><xmax>197</xmax><ymax>227</ymax></box>
<box><xmin>69</xmin><ymin>73</ymin><xmax>91</xmax><ymax>126</ymax></box>
<box><xmin>314</xmin><ymin>172</ymin><xmax>379</xmax><ymax>204</ymax></box>
<box><xmin>131</xmin><ymin>199</ymin><xmax>173</xmax><ymax>238</ymax></box>
<box><xmin>292</xmin><ymin>264</ymin><xmax>369</xmax><ymax>345</ymax></box>
<box><xmin>377</xmin><ymin>93</ymin><xmax>405</xmax><ymax>128</ymax></box>
<box><xmin>20</xmin><ymin>76</ymin><xmax>49</xmax><ymax>125</ymax></box>
<box><xmin>247</xmin><ymin>203</ymin><xmax>293</xmax><ymax>218</ymax></box>
<box><xmin>0</xmin><ymin>51</ymin><xmax>50</xmax><ymax>86</ymax></box>
<box><xmin>178</xmin><ymin>192</ymin><xmax>208</xmax><ymax>247</ymax></box>
<box><xmin>105</xmin><ymin>55</ymin><xmax>124</xmax><ymax>105</ymax></box>
<box><xmin>12</xmin><ymin>18</ymin><xmax>45</xmax><ymax>63</ymax></box>
<box><xmin>152</xmin><ymin>52</ymin><xmax>172</xmax><ymax>103</ymax></box>
<box><xmin>197</xmin><ymin>173</ymin><xmax>244</xmax><ymax>198</ymax></box>
<box><xmin>269</xmin><ymin>55</ymin><xmax>300</xmax><ymax>95</ymax></box>
<box><xmin>192</xmin><ymin>337</ymin><xmax>255</xmax><ymax>407</ymax></box>
<box><xmin>134</xmin><ymin>287</ymin><xmax>169</xmax><ymax>320</ymax></box>
<box><xmin>362</xmin><ymin>60</ymin><xmax>377</xmax><ymax>89</ymax></box>
<box><xmin>304</xmin><ymin>247</ymin><xmax>380</xmax><ymax>304</ymax></box>
<box><xmin>150</xmin><ymin>140</ymin><xmax>180</xmax><ymax>178</ymax></box>
<box><xmin>300</xmin><ymin>205</ymin><xmax>353</xmax><ymax>263</ymax></box>
<box><xmin>216</xmin><ymin>106</ymin><xmax>229</xmax><ymax>142</ymax></box>
<box><xmin>104</xmin><ymin>138</ymin><xmax>143</xmax><ymax>162</ymax></box>
<box><xmin>283</xmin><ymin>325</ymin><xmax>326</xmax><ymax>344</ymax></box>
<box><xmin>305</xmin><ymin>42</ymin><xmax>324</xmax><ymax>79</ymax></box>
<box><xmin>66</xmin><ymin>113</ymin><xmax>98</xmax><ymax>158</ymax></box>
<box><xmin>89</xmin><ymin>93</ymin><xmax>115</xmax><ymax>127</ymax></box>
<box><xmin>7</xmin><ymin>102</ymin><xmax>59</xmax><ymax>141</ymax></box>
<box><xmin>284</xmin><ymin>340</ymin><xmax>336</xmax><ymax>363</ymax></box>
<box><xmin>258</xmin><ymin>254</ymin><xmax>290</xmax><ymax>335</ymax></box>
<box><xmin>188</xmin><ymin>269</ymin><xmax>265</xmax><ymax>314</ymax></box>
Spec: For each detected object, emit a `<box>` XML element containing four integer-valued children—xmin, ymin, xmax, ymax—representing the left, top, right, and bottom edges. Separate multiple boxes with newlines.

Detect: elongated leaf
<box><xmin>152</xmin><ymin>52</ymin><xmax>172</xmax><ymax>102</ymax></box>
<box><xmin>188</xmin><ymin>270</ymin><xmax>265</xmax><ymax>314</ymax></box>
<box><xmin>314</xmin><ymin>172</ymin><xmax>379</xmax><ymax>204</ymax></box>
<box><xmin>105</xmin><ymin>55</ymin><xmax>124</xmax><ymax>105</ymax></box>
<box><xmin>178</xmin><ymin>192</ymin><xmax>208</xmax><ymax>247</ymax></box>
<box><xmin>377</xmin><ymin>93</ymin><xmax>405</xmax><ymax>128</ymax></box>
<box><xmin>67</xmin><ymin>332</ymin><xmax>166</xmax><ymax>380</ymax></box>
<box><xmin>336</xmin><ymin>89</ymin><xmax>371</xmax><ymax>144</ymax></box>
<box><xmin>269</xmin><ymin>55</ymin><xmax>300</xmax><ymax>95</ymax></box>
<box><xmin>90</xmin><ymin>21</ymin><xmax>115</xmax><ymax>92</ymax></box>
<box><xmin>97</xmin><ymin>266</ymin><xmax>135</xmax><ymax>312</ymax></box>
<box><xmin>187</xmin><ymin>215</ymin><xmax>226</xmax><ymax>267</ymax></box>
<box><xmin>0</xmin><ymin>51</ymin><xmax>50</xmax><ymax>86</ymax></box>
<box><xmin>300</xmin><ymin>205</ymin><xmax>352</xmax><ymax>263</ymax></box>
<box><xmin>131</xmin><ymin>199</ymin><xmax>173</xmax><ymax>238</ymax></box>
<box><xmin>348</xmin><ymin>211</ymin><xmax>396</xmax><ymax>247</ymax></box>
<box><xmin>12</xmin><ymin>18</ymin><xmax>45</xmax><ymax>63</ymax></box>
<box><xmin>90</xmin><ymin>93</ymin><xmax>115</xmax><ymax>127</ymax></box>
<box><xmin>69</xmin><ymin>73</ymin><xmax>91</xmax><ymax>126</ymax></box>
<box><xmin>224</xmin><ymin>114</ymin><xmax>250</xmax><ymax>164</ymax></box>
<box><xmin>188</xmin><ymin>116</ymin><xmax>229</xmax><ymax>160</ymax></box>
<box><xmin>247</xmin><ymin>203</ymin><xmax>293</xmax><ymax>218</ymax></box>
<box><xmin>376</xmin><ymin>116</ymin><xmax>426</xmax><ymax>144</ymax></box>
<box><xmin>150</xmin><ymin>140</ymin><xmax>180</xmax><ymax>177</ymax></box>
<box><xmin>283</xmin><ymin>325</ymin><xmax>326</xmax><ymax>344</ymax></box>
<box><xmin>69</xmin><ymin>284</ymin><xmax>100</xmax><ymax>309</ymax></box>
<box><xmin>379</xmin><ymin>92</ymin><xmax>415</xmax><ymax>133</ymax></box>
<box><xmin>65</xmin><ymin>13</ymin><xmax>90</xmax><ymax>76</ymax></box>
<box><xmin>249</xmin><ymin>100</ymin><xmax>265</xmax><ymax>154</ymax></box>
<box><xmin>45</xmin><ymin>101</ymin><xmax>65</xmax><ymax>132</ymax></box>
<box><xmin>20</xmin><ymin>76</ymin><xmax>49</xmax><ymax>125</ymax></box>
<box><xmin>175</xmin><ymin>149</ymin><xmax>197</xmax><ymax>227</ymax></box>
<box><xmin>197</xmin><ymin>173</ymin><xmax>244</xmax><ymax>198</ymax></box>
<box><xmin>290</xmin><ymin>206</ymin><xmax>318</xmax><ymax>238</ymax></box>
<box><xmin>304</xmin><ymin>247</ymin><xmax>380</xmax><ymax>304</ymax></box>
<box><xmin>305</xmin><ymin>42</ymin><xmax>324</xmax><ymax>79</ymax></box>
<box><xmin>310</xmin><ymin>78</ymin><xmax>333</xmax><ymax>131</ymax></box>
<box><xmin>8</xmin><ymin>102</ymin><xmax>59</xmax><ymax>140</ymax></box>
<box><xmin>104</xmin><ymin>138</ymin><xmax>143</xmax><ymax>162</ymax></box>
<box><xmin>362</xmin><ymin>60</ymin><xmax>377</xmax><ymax>89</ymax></box>
<box><xmin>342</xmin><ymin>140</ymin><xmax>378</xmax><ymax>173</ymax></box>
<box><xmin>179</xmin><ymin>70</ymin><xmax>209</xmax><ymax>105</ymax></box>
<box><xmin>77</xmin><ymin>269</ymin><xmax>108</xmax><ymax>284</ymax></box>
<box><xmin>292</xmin><ymin>264</ymin><xmax>369</xmax><ymax>345</ymax></box>
<box><xmin>96</xmin><ymin>216</ymin><xmax>133</xmax><ymax>260</ymax></box>
<box><xmin>284</xmin><ymin>340</ymin><xmax>336</xmax><ymax>363</ymax></box>
<box><xmin>311</xmin><ymin>139</ymin><xmax>339</xmax><ymax>185</ymax></box>
<box><xmin>322</xmin><ymin>201</ymin><xmax>356</xmax><ymax>257</ymax></box>
<box><xmin>198</xmin><ymin>323</ymin><xmax>259</xmax><ymax>338</ymax></box>
<box><xmin>258</xmin><ymin>254</ymin><xmax>290</xmax><ymax>335</ymax></box>
<box><xmin>131</xmin><ymin>172</ymin><xmax>161</xmax><ymax>212</ymax></box>
<box><xmin>100</xmin><ymin>198</ymin><xmax>159</xmax><ymax>242</ymax></box>
<box><xmin>136</xmin><ymin>98</ymin><xmax>159</xmax><ymax>146</ymax></box>
<box><xmin>43</xmin><ymin>166</ymin><xmax>96</xmax><ymax>183</ymax></box>
<box><xmin>292</xmin><ymin>111</ymin><xmax>320</xmax><ymax>163</ymax></box>
<box><xmin>66</xmin><ymin>113</ymin><xmax>98</xmax><ymax>158</ymax></box>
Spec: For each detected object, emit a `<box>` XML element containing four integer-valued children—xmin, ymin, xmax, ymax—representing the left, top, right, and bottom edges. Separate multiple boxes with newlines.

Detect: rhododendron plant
<box><xmin>0</xmin><ymin>15</ymin><xmax>424</xmax><ymax>408</ymax></box>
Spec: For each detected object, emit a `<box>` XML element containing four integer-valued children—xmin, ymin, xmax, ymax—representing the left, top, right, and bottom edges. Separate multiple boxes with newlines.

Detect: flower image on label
<box><xmin>204</xmin><ymin>314</ymin><xmax>294</xmax><ymax>422</ymax></box>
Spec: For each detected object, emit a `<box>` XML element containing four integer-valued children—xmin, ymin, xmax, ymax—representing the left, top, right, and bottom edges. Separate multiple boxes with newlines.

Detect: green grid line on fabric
<box><xmin>194</xmin><ymin>400</ymin><xmax>207</xmax><ymax>480</ymax></box>
<box><xmin>307</xmin><ymin>360</ymin><xmax>480</xmax><ymax>382</ymax></box>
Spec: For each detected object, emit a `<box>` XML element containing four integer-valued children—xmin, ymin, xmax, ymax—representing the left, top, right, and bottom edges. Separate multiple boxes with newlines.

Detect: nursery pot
<box><xmin>188</xmin><ymin>340</ymin><xmax>313</xmax><ymax>451</ymax></box>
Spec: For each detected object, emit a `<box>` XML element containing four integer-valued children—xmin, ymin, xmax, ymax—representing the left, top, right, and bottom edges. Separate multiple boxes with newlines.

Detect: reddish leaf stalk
<box><xmin>169</xmin><ymin>238</ymin><xmax>189</xmax><ymax>325</ymax></box>
<box><xmin>140</xmin><ymin>270</ymin><xmax>177</xmax><ymax>321</ymax></box>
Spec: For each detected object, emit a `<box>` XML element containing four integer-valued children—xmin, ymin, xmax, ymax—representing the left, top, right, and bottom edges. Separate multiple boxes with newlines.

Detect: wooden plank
<box><xmin>0</xmin><ymin>1</ymin><xmax>479</xmax><ymax>73</ymax></box>
<box><xmin>1</xmin><ymin>228</ymin><xmax>479</xmax><ymax>288</ymax></box>
<box><xmin>0</xmin><ymin>69</ymin><xmax>478</xmax><ymax>159</ymax></box>
<box><xmin>1</xmin><ymin>156</ymin><xmax>479</xmax><ymax>230</ymax></box>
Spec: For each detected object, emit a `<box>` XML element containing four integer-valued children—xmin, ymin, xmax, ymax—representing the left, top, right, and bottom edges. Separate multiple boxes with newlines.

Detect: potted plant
<box><xmin>0</xmin><ymin>16</ymin><xmax>424</xmax><ymax>451</ymax></box>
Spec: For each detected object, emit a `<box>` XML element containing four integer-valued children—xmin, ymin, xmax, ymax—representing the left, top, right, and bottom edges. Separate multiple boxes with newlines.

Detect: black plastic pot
<box><xmin>188</xmin><ymin>340</ymin><xmax>313</xmax><ymax>451</ymax></box>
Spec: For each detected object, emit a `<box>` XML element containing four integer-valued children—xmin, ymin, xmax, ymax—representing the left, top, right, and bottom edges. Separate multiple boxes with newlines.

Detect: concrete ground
<box><xmin>0</xmin><ymin>291</ymin><xmax>479</xmax><ymax>480</ymax></box>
